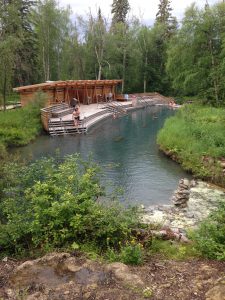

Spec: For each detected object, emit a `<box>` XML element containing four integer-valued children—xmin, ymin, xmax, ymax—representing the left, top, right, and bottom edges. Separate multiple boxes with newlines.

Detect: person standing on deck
<box><xmin>70</xmin><ymin>98</ymin><xmax>80</xmax><ymax>108</ymax></box>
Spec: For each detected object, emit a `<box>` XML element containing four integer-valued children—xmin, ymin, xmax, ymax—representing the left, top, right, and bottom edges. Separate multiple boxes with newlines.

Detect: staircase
<box><xmin>48</xmin><ymin>119</ymin><xmax>87</xmax><ymax>136</ymax></box>
<box><xmin>137</xmin><ymin>96</ymin><xmax>155</xmax><ymax>108</ymax></box>
<box><xmin>102</xmin><ymin>101</ymin><xmax>128</xmax><ymax>117</ymax></box>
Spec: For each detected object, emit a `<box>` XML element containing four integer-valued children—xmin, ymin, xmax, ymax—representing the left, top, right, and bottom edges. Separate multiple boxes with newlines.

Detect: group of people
<box><xmin>72</xmin><ymin>98</ymin><xmax>80</xmax><ymax>127</ymax></box>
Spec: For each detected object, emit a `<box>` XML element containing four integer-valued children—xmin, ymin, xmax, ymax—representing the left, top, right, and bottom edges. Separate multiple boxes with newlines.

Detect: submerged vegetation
<box><xmin>157</xmin><ymin>105</ymin><xmax>225</xmax><ymax>186</ymax></box>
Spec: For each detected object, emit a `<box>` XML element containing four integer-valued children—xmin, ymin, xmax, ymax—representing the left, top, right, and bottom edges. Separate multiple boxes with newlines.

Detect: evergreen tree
<box><xmin>111</xmin><ymin>0</ymin><xmax>130</xmax><ymax>26</ymax></box>
<box><xmin>156</xmin><ymin>0</ymin><xmax>177</xmax><ymax>37</ymax></box>
<box><xmin>0</xmin><ymin>0</ymin><xmax>23</xmax><ymax>109</ymax></box>
<box><xmin>14</xmin><ymin>0</ymin><xmax>38</xmax><ymax>86</ymax></box>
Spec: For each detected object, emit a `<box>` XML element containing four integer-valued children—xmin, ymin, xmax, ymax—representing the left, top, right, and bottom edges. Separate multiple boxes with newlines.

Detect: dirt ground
<box><xmin>0</xmin><ymin>253</ymin><xmax>224</xmax><ymax>300</ymax></box>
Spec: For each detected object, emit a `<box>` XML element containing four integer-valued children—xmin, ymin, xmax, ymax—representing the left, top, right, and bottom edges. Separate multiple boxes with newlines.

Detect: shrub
<box><xmin>0</xmin><ymin>154</ymin><xmax>140</xmax><ymax>256</ymax></box>
<box><xmin>190</xmin><ymin>202</ymin><xmax>225</xmax><ymax>260</ymax></box>
<box><xmin>120</xmin><ymin>243</ymin><xmax>143</xmax><ymax>265</ymax></box>
<box><xmin>105</xmin><ymin>242</ymin><xmax>144</xmax><ymax>265</ymax></box>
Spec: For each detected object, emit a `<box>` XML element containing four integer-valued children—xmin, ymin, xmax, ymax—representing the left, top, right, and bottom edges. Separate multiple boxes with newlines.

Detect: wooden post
<box><xmin>94</xmin><ymin>81</ymin><xmax>97</xmax><ymax>103</ymax></box>
<box><xmin>112</xmin><ymin>84</ymin><xmax>115</xmax><ymax>100</ymax></box>
<box><xmin>102</xmin><ymin>81</ymin><xmax>105</xmax><ymax>102</ymax></box>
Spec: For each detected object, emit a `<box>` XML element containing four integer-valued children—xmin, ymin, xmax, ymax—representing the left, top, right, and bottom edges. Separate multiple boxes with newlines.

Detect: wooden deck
<box><xmin>41</xmin><ymin>93</ymin><xmax>173</xmax><ymax>136</ymax></box>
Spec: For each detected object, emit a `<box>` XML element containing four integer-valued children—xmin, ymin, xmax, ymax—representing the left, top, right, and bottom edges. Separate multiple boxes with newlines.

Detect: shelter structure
<box><xmin>13</xmin><ymin>80</ymin><xmax>123</xmax><ymax>107</ymax></box>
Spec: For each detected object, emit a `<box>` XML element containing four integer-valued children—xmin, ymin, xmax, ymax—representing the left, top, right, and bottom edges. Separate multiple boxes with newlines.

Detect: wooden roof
<box><xmin>13</xmin><ymin>80</ymin><xmax>123</xmax><ymax>93</ymax></box>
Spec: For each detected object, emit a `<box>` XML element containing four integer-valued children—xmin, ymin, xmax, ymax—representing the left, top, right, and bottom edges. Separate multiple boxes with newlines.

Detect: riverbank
<box><xmin>142</xmin><ymin>180</ymin><xmax>225</xmax><ymax>229</ymax></box>
<box><xmin>157</xmin><ymin>105</ymin><xmax>225</xmax><ymax>187</ymax></box>
<box><xmin>0</xmin><ymin>98</ymin><xmax>44</xmax><ymax>153</ymax></box>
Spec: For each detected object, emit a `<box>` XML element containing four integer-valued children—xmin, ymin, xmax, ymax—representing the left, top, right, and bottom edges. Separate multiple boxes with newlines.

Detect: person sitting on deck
<box><xmin>72</xmin><ymin>107</ymin><xmax>80</xmax><ymax>127</ymax></box>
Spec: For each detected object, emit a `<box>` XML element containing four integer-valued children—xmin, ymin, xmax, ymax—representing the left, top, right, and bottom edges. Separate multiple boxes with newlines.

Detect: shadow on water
<box><xmin>13</xmin><ymin>106</ymin><xmax>191</xmax><ymax>206</ymax></box>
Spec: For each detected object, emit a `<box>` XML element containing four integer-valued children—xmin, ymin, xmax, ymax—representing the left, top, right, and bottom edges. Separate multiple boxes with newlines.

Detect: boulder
<box><xmin>105</xmin><ymin>262</ymin><xmax>144</xmax><ymax>287</ymax></box>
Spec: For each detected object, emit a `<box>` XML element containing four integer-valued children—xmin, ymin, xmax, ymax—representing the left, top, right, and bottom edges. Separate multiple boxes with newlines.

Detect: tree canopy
<box><xmin>1</xmin><ymin>0</ymin><xmax>225</xmax><ymax>106</ymax></box>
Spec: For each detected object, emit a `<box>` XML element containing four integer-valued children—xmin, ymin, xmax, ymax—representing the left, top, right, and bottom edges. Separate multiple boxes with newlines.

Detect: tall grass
<box><xmin>0</xmin><ymin>92</ymin><xmax>46</xmax><ymax>148</ymax></box>
<box><xmin>157</xmin><ymin>105</ymin><xmax>225</xmax><ymax>186</ymax></box>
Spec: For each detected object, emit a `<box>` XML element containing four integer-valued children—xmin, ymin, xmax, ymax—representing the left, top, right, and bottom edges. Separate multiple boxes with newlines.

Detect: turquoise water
<box><xmin>15</xmin><ymin>106</ymin><xmax>190</xmax><ymax>206</ymax></box>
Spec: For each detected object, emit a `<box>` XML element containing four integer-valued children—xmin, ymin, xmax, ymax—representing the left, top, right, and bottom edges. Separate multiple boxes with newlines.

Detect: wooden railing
<box><xmin>41</xmin><ymin>103</ymin><xmax>69</xmax><ymax>131</ymax></box>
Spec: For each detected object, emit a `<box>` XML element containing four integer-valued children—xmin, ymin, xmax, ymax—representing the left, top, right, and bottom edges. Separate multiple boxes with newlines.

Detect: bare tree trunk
<box><xmin>3</xmin><ymin>71</ymin><xmax>7</xmax><ymax>111</ymax></box>
<box><xmin>95</xmin><ymin>46</ymin><xmax>102</xmax><ymax>80</ymax></box>
<box><xmin>97</xmin><ymin>64</ymin><xmax>102</xmax><ymax>80</ymax></box>
<box><xmin>122</xmin><ymin>48</ymin><xmax>126</xmax><ymax>93</ymax></box>
<box><xmin>46</xmin><ymin>26</ymin><xmax>50</xmax><ymax>81</ymax></box>
<box><xmin>209</xmin><ymin>38</ymin><xmax>219</xmax><ymax>105</ymax></box>
<box><xmin>144</xmin><ymin>55</ymin><xmax>148</xmax><ymax>93</ymax></box>
<box><xmin>42</xmin><ymin>46</ymin><xmax>46</xmax><ymax>81</ymax></box>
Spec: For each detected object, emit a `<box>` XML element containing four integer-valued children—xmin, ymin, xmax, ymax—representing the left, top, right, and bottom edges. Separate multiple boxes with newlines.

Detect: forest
<box><xmin>1</xmin><ymin>0</ymin><xmax>225</xmax><ymax>108</ymax></box>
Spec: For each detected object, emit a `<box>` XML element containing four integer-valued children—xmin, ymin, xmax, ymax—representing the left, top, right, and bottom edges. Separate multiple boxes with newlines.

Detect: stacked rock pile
<box><xmin>172</xmin><ymin>178</ymin><xmax>190</xmax><ymax>208</ymax></box>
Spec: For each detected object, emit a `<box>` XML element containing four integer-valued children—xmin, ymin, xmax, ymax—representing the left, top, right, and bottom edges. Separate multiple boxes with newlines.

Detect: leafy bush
<box><xmin>0</xmin><ymin>155</ymin><xmax>140</xmax><ymax>256</ymax></box>
<box><xmin>190</xmin><ymin>202</ymin><xmax>225</xmax><ymax>260</ymax></box>
<box><xmin>105</xmin><ymin>242</ymin><xmax>144</xmax><ymax>265</ymax></box>
<box><xmin>120</xmin><ymin>243</ymin><xmax>143</xmax><ymax>265</ymax></box>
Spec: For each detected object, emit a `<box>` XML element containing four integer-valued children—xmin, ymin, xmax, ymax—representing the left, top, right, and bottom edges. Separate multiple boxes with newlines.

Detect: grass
<box><xmin>157</xmin><ymin>104</ymin><xmax>225</xmax><ymax>186</ymax></box>
<box><xmin>0</xmin><ymin>92</ymin><xmax>46</xmax><ymax>149</ymax></box>
<box><xmin>0</xmin><ymin>93</ymin><xmax>20</xmax><ymax>106</ymax></box>
<box><xmin>148</xmin><ymin>239</ymin><xmax>200</xmax><ymax>260</ymax></box>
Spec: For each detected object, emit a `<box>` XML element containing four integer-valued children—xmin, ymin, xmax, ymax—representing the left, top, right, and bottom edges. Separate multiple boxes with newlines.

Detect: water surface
<box><xmin>15</xmin><ymin>106</ymin><xmax>190</xmax><ymax>206</ymax></box>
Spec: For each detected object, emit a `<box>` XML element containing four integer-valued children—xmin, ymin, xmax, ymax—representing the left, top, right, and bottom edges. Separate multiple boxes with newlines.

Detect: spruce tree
<box><xmin>156</xmin><ymin>0</ymin><xmax>177</xmax><ymax>37</ymax></box>
<box><xmin>111</xmin><ymin>0</ymin><xmax>130</xmax><ymax>26</ymax></box>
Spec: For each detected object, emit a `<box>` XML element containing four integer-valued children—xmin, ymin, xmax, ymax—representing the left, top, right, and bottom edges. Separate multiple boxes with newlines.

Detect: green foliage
<box><xmin>111</xmin><ymin>0</ymin><xmax>130</xmax><ymax>26</ymax></box>
<box><xmin>157</xmin><ymin>105</ymin><xmax>225</xmax><ymax>186</ymax></box>
<box><xmin>149</xmin><ymin>238</ymin><xmax>199</xmax><ymax>260</ymax></box>
<box><xmin>120</xmin><ymin>243</ymin><xmax>143</xmax><ymax>265</ymax></box>
<box><xmin>0</xmin><ymin>155</ymin><xmax>140</xmax><ymax>256</ymax></box>
<box><xmin>166</xmin><ymin>2</ymin><xmax>225</xmax><ymax>105</ymax></box>
<box><xmin>190</xmin><ymin>202</ymin><xmax>225</xmax><ymax>260</ymax></box>
<box><xmin>106</xmin><ymin>242</ymin><xmax>144</xmax><ymax>265</ymax></box>
<box><xmin>0</xmin><ymin>92</ymin><xmax>45</xmax><ymax>147</ymax></box>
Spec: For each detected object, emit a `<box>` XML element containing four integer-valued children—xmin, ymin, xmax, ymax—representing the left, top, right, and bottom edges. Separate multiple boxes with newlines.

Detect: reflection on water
<box><xmin>14</xmin><ymin>106</ymin><xmax>191</xmax><ymax>206</ymax></box>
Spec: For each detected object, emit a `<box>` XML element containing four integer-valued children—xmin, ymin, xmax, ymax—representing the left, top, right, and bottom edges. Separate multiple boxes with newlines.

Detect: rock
<box><xmin>205</xmin><ymin>282</ymin><xmax>225</xmax><ymax>300</ymax></box>
<box><xmin>14</xmin><ymin>260</ymin><xmax>35</xmax><ymax>274</ymax></box>
<box><xmin>61</xmin><ymin>257</ymin><xmax>82</xmax><ymax>273</ymax></box>
<box><xmin>105</xmin><ymin>262</ymin><xmax>144</xmax><ymax>287</ymax></box>
<box><xmin>183</xmin><ymin>179</ymin><xmax>190</xmax><ymax>186</ymax></box>
<box><xmin>64</xmin><ymin>291</ymin><xmax>70</xmax><ymax>295</ymax></box>
<box><xmin>37</xmin><ymin>252</ymin><xmax>70</xmax><ymax>265</ymax></box>
<box><xmin>179</xmin><ymin>234</ymin><xmax>190</xmax><ymax>243</ymax></box>
<box><xmin>2</xmin><ymin>257</ymin><xmax>8</xmax><ymax>262</ymax></box>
